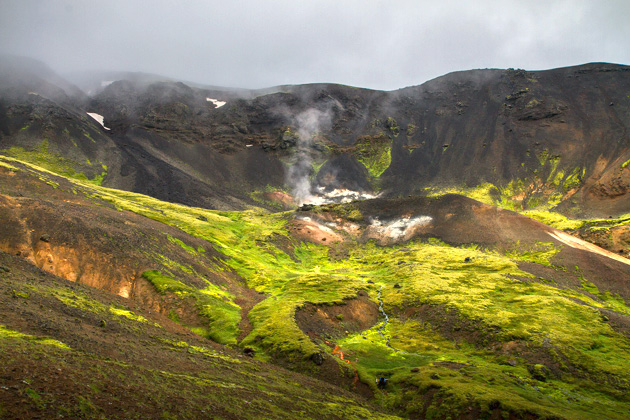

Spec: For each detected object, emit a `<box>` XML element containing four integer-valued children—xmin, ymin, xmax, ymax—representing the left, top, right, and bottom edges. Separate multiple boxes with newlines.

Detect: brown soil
<box><xmin>548</xmin><ymin>230</ymin><xmax>630</xmax><ymax>266</ymax></box>
<box><xmin>295</xmin><ymin>291</ymin><xmax>379</xmax><ymax>340</ymax></box>
<box><xmin>0</xmin><ymin>250</ymin><xmax>388</xmax><ymax>419</ymax></box>
<box><xmin>293</xmin><ymin>291</ymin><xmax>379</xmax><ymax>399</ymax></box>
<box><xmin>288</xmin><ymin>218</ymin><xmax>344</xmax><ymax>245</ymax></box>
<box><xmin>0</xmin><ymin>166</ymin><xmax>265</xmax><ymax>343</ymax></box>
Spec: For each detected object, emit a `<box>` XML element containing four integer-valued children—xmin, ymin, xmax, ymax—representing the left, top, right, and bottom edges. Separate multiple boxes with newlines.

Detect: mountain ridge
<box><xmin>1</xmin><ymin>56</ymin><xmax>630</xmax><ymax>419</ymax></box>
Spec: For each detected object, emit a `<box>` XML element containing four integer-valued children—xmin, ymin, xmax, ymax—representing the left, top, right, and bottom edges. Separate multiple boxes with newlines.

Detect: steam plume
<box><xmin>287</xmin><ymin>108</ymin><xmax>331</xmax><ymax>205</ymax></box>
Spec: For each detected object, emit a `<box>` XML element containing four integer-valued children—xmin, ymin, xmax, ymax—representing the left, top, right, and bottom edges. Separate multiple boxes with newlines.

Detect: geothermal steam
<box><xmin>287</xmin><ymin>109</ymin><xmax>331</xmax><ymax>205</ymax></box>
<box><xmin>287</xmin><ymin>108</ymin><xmax>379</xmax><ymax>205</ymax></box>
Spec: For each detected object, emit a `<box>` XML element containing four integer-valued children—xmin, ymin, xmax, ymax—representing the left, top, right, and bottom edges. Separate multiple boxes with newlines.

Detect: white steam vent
<box><xmin>86</xmin><ymin>112</ymin><xmax>110</xmax><ymax>130</ymax></box>
<box><xmin>286</xmin><ymin>109</ymin><xmax>333</xmax><ymax>205</ymax></box>
<box><xmin>303</xmin><ymin>187</ymin><xmax>379</xmax><ymax>205</ymax></box>
<box><xmin>369</xmin><ymin>216</ymin><xmax>433</xmax><ymax>240</ymax></box>
<box><xmin>207</xmin><ymin>98</ymin><xmax>226</xmax><ymax>108</ymax></box>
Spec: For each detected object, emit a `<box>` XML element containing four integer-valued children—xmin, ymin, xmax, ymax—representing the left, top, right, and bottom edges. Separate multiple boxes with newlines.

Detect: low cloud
<box><xmin>0</xmin><ymin>0</ymin><xmax>628</xmax><ymax>90</ymax></box>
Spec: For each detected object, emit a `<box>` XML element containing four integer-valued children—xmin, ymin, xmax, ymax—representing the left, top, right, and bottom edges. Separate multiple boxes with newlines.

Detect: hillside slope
<box><xmin>2</xmin><ymin>157</ymin><xmax>630</xmax><ymax>418</ymax></box>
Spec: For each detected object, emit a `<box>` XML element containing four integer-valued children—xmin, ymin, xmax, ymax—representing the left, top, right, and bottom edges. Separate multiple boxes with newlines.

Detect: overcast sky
<box><xmin>0</xmin><ymin>0</ymin><xmax>629</xmax><ymax>90</ymax></box>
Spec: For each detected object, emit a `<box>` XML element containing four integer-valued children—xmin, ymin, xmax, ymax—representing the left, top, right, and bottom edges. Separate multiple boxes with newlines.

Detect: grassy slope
<box><xmin>0</xmin><ymin>251</ymin><xmax>393</xmax><ymax>419</ymax></box>
<box><xmin>426</xmin><ymin>182</ymin><xmax>630</xmax><ymax>233</ymax></box>
<box><xmin>2</xmin><ymin>154</ymin><xmax>630</xmax><ymax>418</ymax></box>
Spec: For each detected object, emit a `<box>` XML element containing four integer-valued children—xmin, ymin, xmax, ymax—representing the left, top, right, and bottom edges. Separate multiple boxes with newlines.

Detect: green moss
<box><xmin>158</xmin><ymin>338</ymin><xmax>242</xmax><ymax>363</ymax></box>
<box><xmin>0</xmin><ymin>140</ymin><xmax>106</xmax><ymax>185</ymax></box>
<box><xmin>109</xmin><ymin>307</ymin><xmax>156</xmax><ymax>325</ymax></box>
<box><xmin>526</xmin><ymin>98</ymin><xmax>540</xmax><ymax>108</ymax></box>
<box><xmin>83</xmin><ymin>130</ymin><xmax>96</xmax><ymax>143</ymax></box>
<box><xmin>166</xmin><ymin>234</ymin><xmax>201</xmax><ymax>256</ymax></box>
<box><xmin>5</xmin><ymin>154</ymin><xmax>630</xmax><ymax>418</ymax></box>
<box><xmin>427</xmin><ymin>180</ymin><xmax>586</xmax><ymax>231</ymax></box>
<box><xmin>523</xmin><ymin>210</ymin><xmax>584</xmax><ymax>230</ymax></box>
<box><xmin>504</xmin><ymin>241</ymin><xmax>562</xmax><ymax>267</ymax></box>
<box><xmin>12</xmin><ymin>289</ymin><xmax>29</xmax><ymax>299</ymax></box>
<box><xmin>385</xmin><ymin>117</ymin><xmax>400</xmax><ymax>136</ymax></box>
<box><xmin>0</xmin><ymin>325</ymin><xmax>71</xmax><ymax>350</ymax></box>
<box><xmin>0</xmin><ymin>161</ymin><xmax>18</xmax><ymax>170</ymax></box>
<box><xmin>563</xmin><ymin>167</ymin><xmax>584</xmax><ymax>191</ymax></box>
<box><xmin>311</xmin><ymin>159</ymin><xmax>327</xmax><ymax>176</ymax></box>
<box><xmin>142</xmin><ymin>270</ymin><xmax>191</xmax><ymax>294</ymax></box>
<box><xmin>354</xmin><ymin>135</ymin><xmax>392</xmax><ymax>178</ymax></box>
<box><xmin>580</xmin><ymin>279</ymin><xmax>630</xmax><ymax>316</ymax></box>
<box><xmin>621</xmin><ymin>159</ymin><xmax>630</xmax><ymax>169</ymax></box>
<box><xmin>142</xmin><ymin>271</ymin><xmax>240</xmax><ymax>345</ymax></box>
<box><xmin>323</xmin><ymin>203</ymin><xmax>363</xmax><ymax>222</ymax></box>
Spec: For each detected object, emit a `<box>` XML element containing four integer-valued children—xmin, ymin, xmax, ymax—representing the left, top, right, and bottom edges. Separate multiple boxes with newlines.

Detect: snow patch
<box><xmin>369</xmin><ymin>216</ymin><xmax>433</xmax><ymax>240</ymax></box>
<box><xmin>207</xmin><ymin>98</ymin><xmax>226</xmax><ymax>108</ymax></box>
<box><xmin>101</xmin><ymin>80</ymin><xmax>114</xmax><ymax>88</ymax></box>
<box><xmin>86</xmin><ymin>112</ymin><xmax>110</xmax><ymax>130</ymax></box>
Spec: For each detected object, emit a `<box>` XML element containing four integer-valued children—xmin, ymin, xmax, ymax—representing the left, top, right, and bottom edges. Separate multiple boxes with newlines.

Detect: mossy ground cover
<box><xmin>0</xmin><ymin>253</ymin><xmax>394</xmax><ymax>419</ymax></box>
<box><xmin>423</xmin><ymin>152</ymin><xmax>605</xmax><ymax>232</ymax></box>
<box><xmin>355</xmin><ymin>135</ymin><xmax>392</xmax><ymax>178</ymax></box>
<box><xmin>64</xmin><ymin>185</ymin><xmax>630</xmax><ymax>416</ymax></box>
<box><xmin>426</xmin><ymin>182</ymin><xmax>588</xmax><ymax>230</ymax></box>
<box><xmin>1</xmin><ymin>141</ymin><xmax>107</xmax><ymax>185</ymax></box>
<box><xmin>142</xmin><ymin>270</ymin><xmax>241</xmax><ymax>344</ymax></box>
<box><xmin>3</xmin><ymin>155</ymin><xmax>630</xmax><ymax>418</ymax></box>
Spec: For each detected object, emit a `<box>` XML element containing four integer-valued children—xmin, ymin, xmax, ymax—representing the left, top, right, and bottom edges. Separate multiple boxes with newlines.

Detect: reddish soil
<box><xmin>288</xmin><ymin>218</ymin><xmax>344</xmax><ymax>245</ymax></box>
<box><xmin>295</xmin><ymin>290</ymin><xmax>379</xmax><ymax>340</ymax></box>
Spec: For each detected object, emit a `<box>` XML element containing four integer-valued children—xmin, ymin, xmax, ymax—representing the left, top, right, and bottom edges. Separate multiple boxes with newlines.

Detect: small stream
<box><xmin>377</xmin><ymin>286</ymin><xmax>392</xmax><ymax>348</ymax></box>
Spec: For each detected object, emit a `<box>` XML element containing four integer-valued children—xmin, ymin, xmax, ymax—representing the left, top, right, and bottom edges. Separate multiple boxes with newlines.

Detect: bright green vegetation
<box><xmin>0</xmin><ymin>265</ymin><xmax>395</xmax><ymax>420</ymax></box>
<box><xmin>385</xmin><ymin>117</ymin><xmax>400</xmax><ymax>136</ymax></box>
<box><xmin>427</xmin><ymin>182</ymin><xmax>586</xmax><ymax>230</ymax></box>
<box><xmin>522</xmin><ymin>209</ymin><xmax>585</xmax><ymax>230</ymax></box>
<box><xmin>355</xmin><ymin>135</ymin><xmax>392</xmax><ymax>178</ymax></box>
<box><xmin>425</xmin><ymin>151</ymin><xmax>593</xmax><ymax>231</ymax></box>
<box><xmin>621</xmin><ymin>158</ymin><xmax>630</xmax><ymax>169</ymax></box>
<box><xmin>142</xmin><ymin>270</ymin><xmax>240</xmax><ymax>345</ymax></box>
<box><xmin>581</xmin><ymin>279</ymin><xmax>630</xmax><ymax>316</ymax></box>
<box><xmin>503</xmin><ymin>241</ymin><xmax>562</xmax><ymax>266</ymax></box>
<box><xmin>311</xmin><ymin>159</ymin><xmax>327</xmax><ymax>176</ymax></box>
<box><xmin>66</xmin><ymin>181</ymin><xmax>630</xmax><ymax>417</ymax></box>
<box><xmin>3</xmin><ymin>155</ymin><xmax>630</xmax><ymax>418</ymax></box>
<box><xmin>109</xmin><ymin>307</ymin><xmax>155</xmax><ymax>325</ymax></box>
<box><xmin>1</xmin><ymin>141</ymin><xmax>107</xmax><ymax>185</ymax></box>
<box><xmin>166</xmin><ymin>234</ymin><xmax>204</xmax><ymax>256</ymax></box>
<box><xmin>0</xmin><ymin>325</ymin><xmax>71</xmax><ymax>350</ymax></box>
<box><xmin>0</xmin><ymin>160</ymin><xmax>18</xmax><ymax>170</ymax></box>
<box><xmin>19</xmin><ymin>279</ymin><xmax>157</xmax><ymax>329</ymax></box>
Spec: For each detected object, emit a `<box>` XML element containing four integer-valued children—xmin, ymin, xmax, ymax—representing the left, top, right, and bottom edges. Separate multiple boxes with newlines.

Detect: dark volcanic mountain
<box><xmin>1</xmin><ymin>56</ymin><xmax>629</xmax><ymax>215</ymax></box>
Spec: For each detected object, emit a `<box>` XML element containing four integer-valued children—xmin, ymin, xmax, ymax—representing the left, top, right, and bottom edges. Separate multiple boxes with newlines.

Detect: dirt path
<box><xmin>548</xmin><ymin>230</ymin><xmax>630</xmax><ymax>266</ymax></box>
